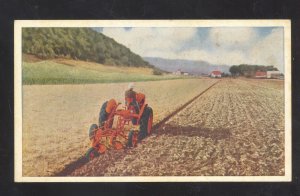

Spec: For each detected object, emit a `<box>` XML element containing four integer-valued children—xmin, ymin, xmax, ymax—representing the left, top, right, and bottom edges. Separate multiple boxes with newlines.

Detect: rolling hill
<box><xmin>22</xmin><ymin>28</ymin><xmax>152</xmax><ymax>68</ymax></box>
<box><xmin>22</xmin><ymin>57</ymin><xmax>183</xmax><ymax>84</ymax></box>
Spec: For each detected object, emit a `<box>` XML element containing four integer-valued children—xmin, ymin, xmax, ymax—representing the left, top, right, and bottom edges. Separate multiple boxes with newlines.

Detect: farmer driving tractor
<box><xmin>125</xmin><ymin>82</ymin><xmax>140</xmax><ymax>114</ymax></box>
<box><xmin>125</xmin><ymin>82</ymin><xmax>140</xmax><ymax>125</ymax></box>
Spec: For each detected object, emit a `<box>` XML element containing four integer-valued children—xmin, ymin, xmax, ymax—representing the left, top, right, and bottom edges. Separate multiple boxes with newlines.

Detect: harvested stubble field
<box><xmin>70</xmin><ymin>78</ymin><xmax>284</xmax><ymax>176</ymax></box>
<box><xmin>22</xmin><ymin>78</ymin><xmax>216</xmax><ymax>176</ymax></box>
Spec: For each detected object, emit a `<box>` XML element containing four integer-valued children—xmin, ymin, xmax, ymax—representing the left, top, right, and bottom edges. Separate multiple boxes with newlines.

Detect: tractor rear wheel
<box><xmin>89</xmin><ymin>124</ymin><xmax>98</xmax><ymax>140</ymax></box>
<box><xmin>139</xmin><ymin>106</ymin><xmax>153</xmax><ymax>140</ymax></box>
<box><xmin>147</xmin><ymin>109</ymin><xmax>153</xmax><ymax>135</ymax></box>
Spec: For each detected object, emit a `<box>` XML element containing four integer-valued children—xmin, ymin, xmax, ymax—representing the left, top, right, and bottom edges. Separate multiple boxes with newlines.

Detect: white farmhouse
<box><xmin>267</xmin><ymin>71</ymin><xmax>281</xmax><ymax>79</ymax></box>
<box><xmin>173</xmin><ymin>69</ymin><xmax>182</xmax><ymax>75</ymax></box>
<box><xmin>211</xmin><ymin>70</ymin><xmax>222</xmax><ymax>78</ymax></box>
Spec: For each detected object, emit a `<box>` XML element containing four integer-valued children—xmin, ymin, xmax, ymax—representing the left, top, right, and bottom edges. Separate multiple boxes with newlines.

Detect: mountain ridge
<box><xmin>143</xmin><ymin>57</ymin><xmax>230</xmax><ymax>75</ymax></box>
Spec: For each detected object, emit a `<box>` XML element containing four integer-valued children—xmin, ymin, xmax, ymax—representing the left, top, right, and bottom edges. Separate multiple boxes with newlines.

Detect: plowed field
<box><xmin>70</xmin><ymin>79</ymin><xmax>284</xmax><ymax>176</ymax></box>
<box><xmin>22</xmin><ymin>78</ymin><xmax>216</xmax><ymax>176</ymax></box>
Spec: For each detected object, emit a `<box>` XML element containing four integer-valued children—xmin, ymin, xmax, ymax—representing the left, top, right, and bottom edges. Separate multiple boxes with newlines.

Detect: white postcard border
<box><xmin>14</xmin><ymin>20</ymin><xmax>292</xmax><ymax>182</ymax></box>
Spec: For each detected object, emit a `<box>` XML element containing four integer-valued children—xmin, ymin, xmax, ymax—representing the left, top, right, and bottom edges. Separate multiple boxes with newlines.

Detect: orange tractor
<box><xmin>85</xmin><ymin>93</ymin><xmax>153</xmax><ymax>160</ymax></box>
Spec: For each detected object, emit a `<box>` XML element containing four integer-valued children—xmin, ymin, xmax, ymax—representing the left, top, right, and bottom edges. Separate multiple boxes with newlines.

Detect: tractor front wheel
<box><xmin>89</xmin><ymin>124</ymin><xmax>98</xmax><ymax>140</ymax></box>
<box><xmin>127</xmin><ymin>130</ymin><xmax>138</xmax><ymax>148</ymax></box>
<box><xmin>85</xmin><ymin>147</ymin><xmax>99</xmax><ymax>161</ymax></box>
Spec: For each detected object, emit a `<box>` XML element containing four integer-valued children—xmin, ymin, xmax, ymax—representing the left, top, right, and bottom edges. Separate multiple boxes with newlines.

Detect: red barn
<box><xmin>255</xmin><ymin>71</ymin><xmax>267</xmax><ymax>78</ymax></box>
<box><xmin>211</xmin><ymin>70</ymin><xmax>222</xmax><ymax>78</ymax></box>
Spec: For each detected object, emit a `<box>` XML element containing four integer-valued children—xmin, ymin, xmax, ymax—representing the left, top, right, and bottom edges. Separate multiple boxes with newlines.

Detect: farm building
<box><xmin>211</xmin><ymin>70</ymin><xmax>222</xmax><ymax>78</ymax></box>
<box><xmin>267</xmin><ymin>71</ymin><xmax>281</xmax><ymax>79</ymax></box>
<box><xmin>255</xmin><ymin>71</ymin><xmax>267</xmax><ymax>78</ymax></box>
<box><xmin>173</xmin><ymin>69</ymin><xmax>182</xmax><ymax>75</ymax></box>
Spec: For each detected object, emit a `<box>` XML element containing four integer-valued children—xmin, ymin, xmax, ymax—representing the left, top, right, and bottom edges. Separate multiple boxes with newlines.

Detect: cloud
<box><xmin>176</xmin><ymin>28</ymin><xmax>284</xmax><ymax>70</ymax></box>
<box><xmin>102</xmin><ymin>27</ymin><xmax>197</xmax><ymax>58</ymax></box>
<box><xmin>102</xmin><ymin>27</ymin><xmax>284</xmax><ymax>72</ymax></box>
<box><xmin>249</xmin><ymin>28</ymin><xmax>284</xmax><ymax>72</ymax></box>
<box><xmin>209</xmin><ymin>27</ymin><xmax>258</xmax><ymax>49</ymax></box>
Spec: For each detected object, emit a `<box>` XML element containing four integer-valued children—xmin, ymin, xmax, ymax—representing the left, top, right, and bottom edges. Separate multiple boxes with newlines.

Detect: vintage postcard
<box><xmin>14</xmin><ymin>20</ymin><xmax>291</xmax><ymax>182</ymax></box>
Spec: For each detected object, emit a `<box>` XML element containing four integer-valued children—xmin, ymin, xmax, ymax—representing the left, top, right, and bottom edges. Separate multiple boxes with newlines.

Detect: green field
<box><xmin>22</xmin><ymin>60</ymin><xmax>185</xmax><ymax>84</ymax></box>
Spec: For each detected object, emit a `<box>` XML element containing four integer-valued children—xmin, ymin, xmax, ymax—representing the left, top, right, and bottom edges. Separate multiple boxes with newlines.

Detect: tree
<box><xmin>229</xmin><ymin>65</ymin><xmax>240</xmax><ymax>76</ymax></box>
<box><xmin>153</xmin><ymin>68</ymin><xmax>163</xmax><ymax>75</ymax></box>
<box><xmin>229</xmin><ymin>64</ymin><xmax>279</xmax><ymax>77</ymax></box>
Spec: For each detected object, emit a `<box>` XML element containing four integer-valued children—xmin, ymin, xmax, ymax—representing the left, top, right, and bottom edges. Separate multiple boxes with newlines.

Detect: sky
<box><xmin>96</xmin><ymin>27</ymin><xmax>284</xmax><ymax>72</ymax></box>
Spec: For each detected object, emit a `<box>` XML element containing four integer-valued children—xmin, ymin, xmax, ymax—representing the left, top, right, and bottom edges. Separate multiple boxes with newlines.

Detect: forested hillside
<box><xmin>22</xmin><ymin>28</ymin><xmax>152</xmax><ymax>67</ymax></box>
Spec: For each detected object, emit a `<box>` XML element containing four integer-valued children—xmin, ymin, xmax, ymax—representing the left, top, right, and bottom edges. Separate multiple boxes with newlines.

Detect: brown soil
<box><xmin>22</xmin><ymin>79</ymin><xmax>216</xmax><ymax>176</ymax></box>
<box><xmin>69</xmin><ymin>78</ymin><xmax>284</xmax><ymax>176</ymax></box>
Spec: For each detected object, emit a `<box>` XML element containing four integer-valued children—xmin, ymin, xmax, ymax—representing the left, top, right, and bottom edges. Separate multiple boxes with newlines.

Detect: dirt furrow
<box><xmin>56</xmin><ymin>80</ymin><xmax>220</xmax><ymax>176</ymax></box>
<box><xmin>69</xmin><ymin>78</ymin><xmax>284</xmax><ymax>176</ymax></box>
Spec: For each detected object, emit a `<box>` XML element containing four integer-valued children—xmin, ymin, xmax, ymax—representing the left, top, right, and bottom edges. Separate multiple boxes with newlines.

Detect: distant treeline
<box><xmin>22</xmin><ymin>28</ymin><xmax>152</xmax><ymax>67</ymax></box>
<box><xmin>229</xmin><ymin>64</ymin><xmax>279</xmax><ymax>77</ymax></box>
